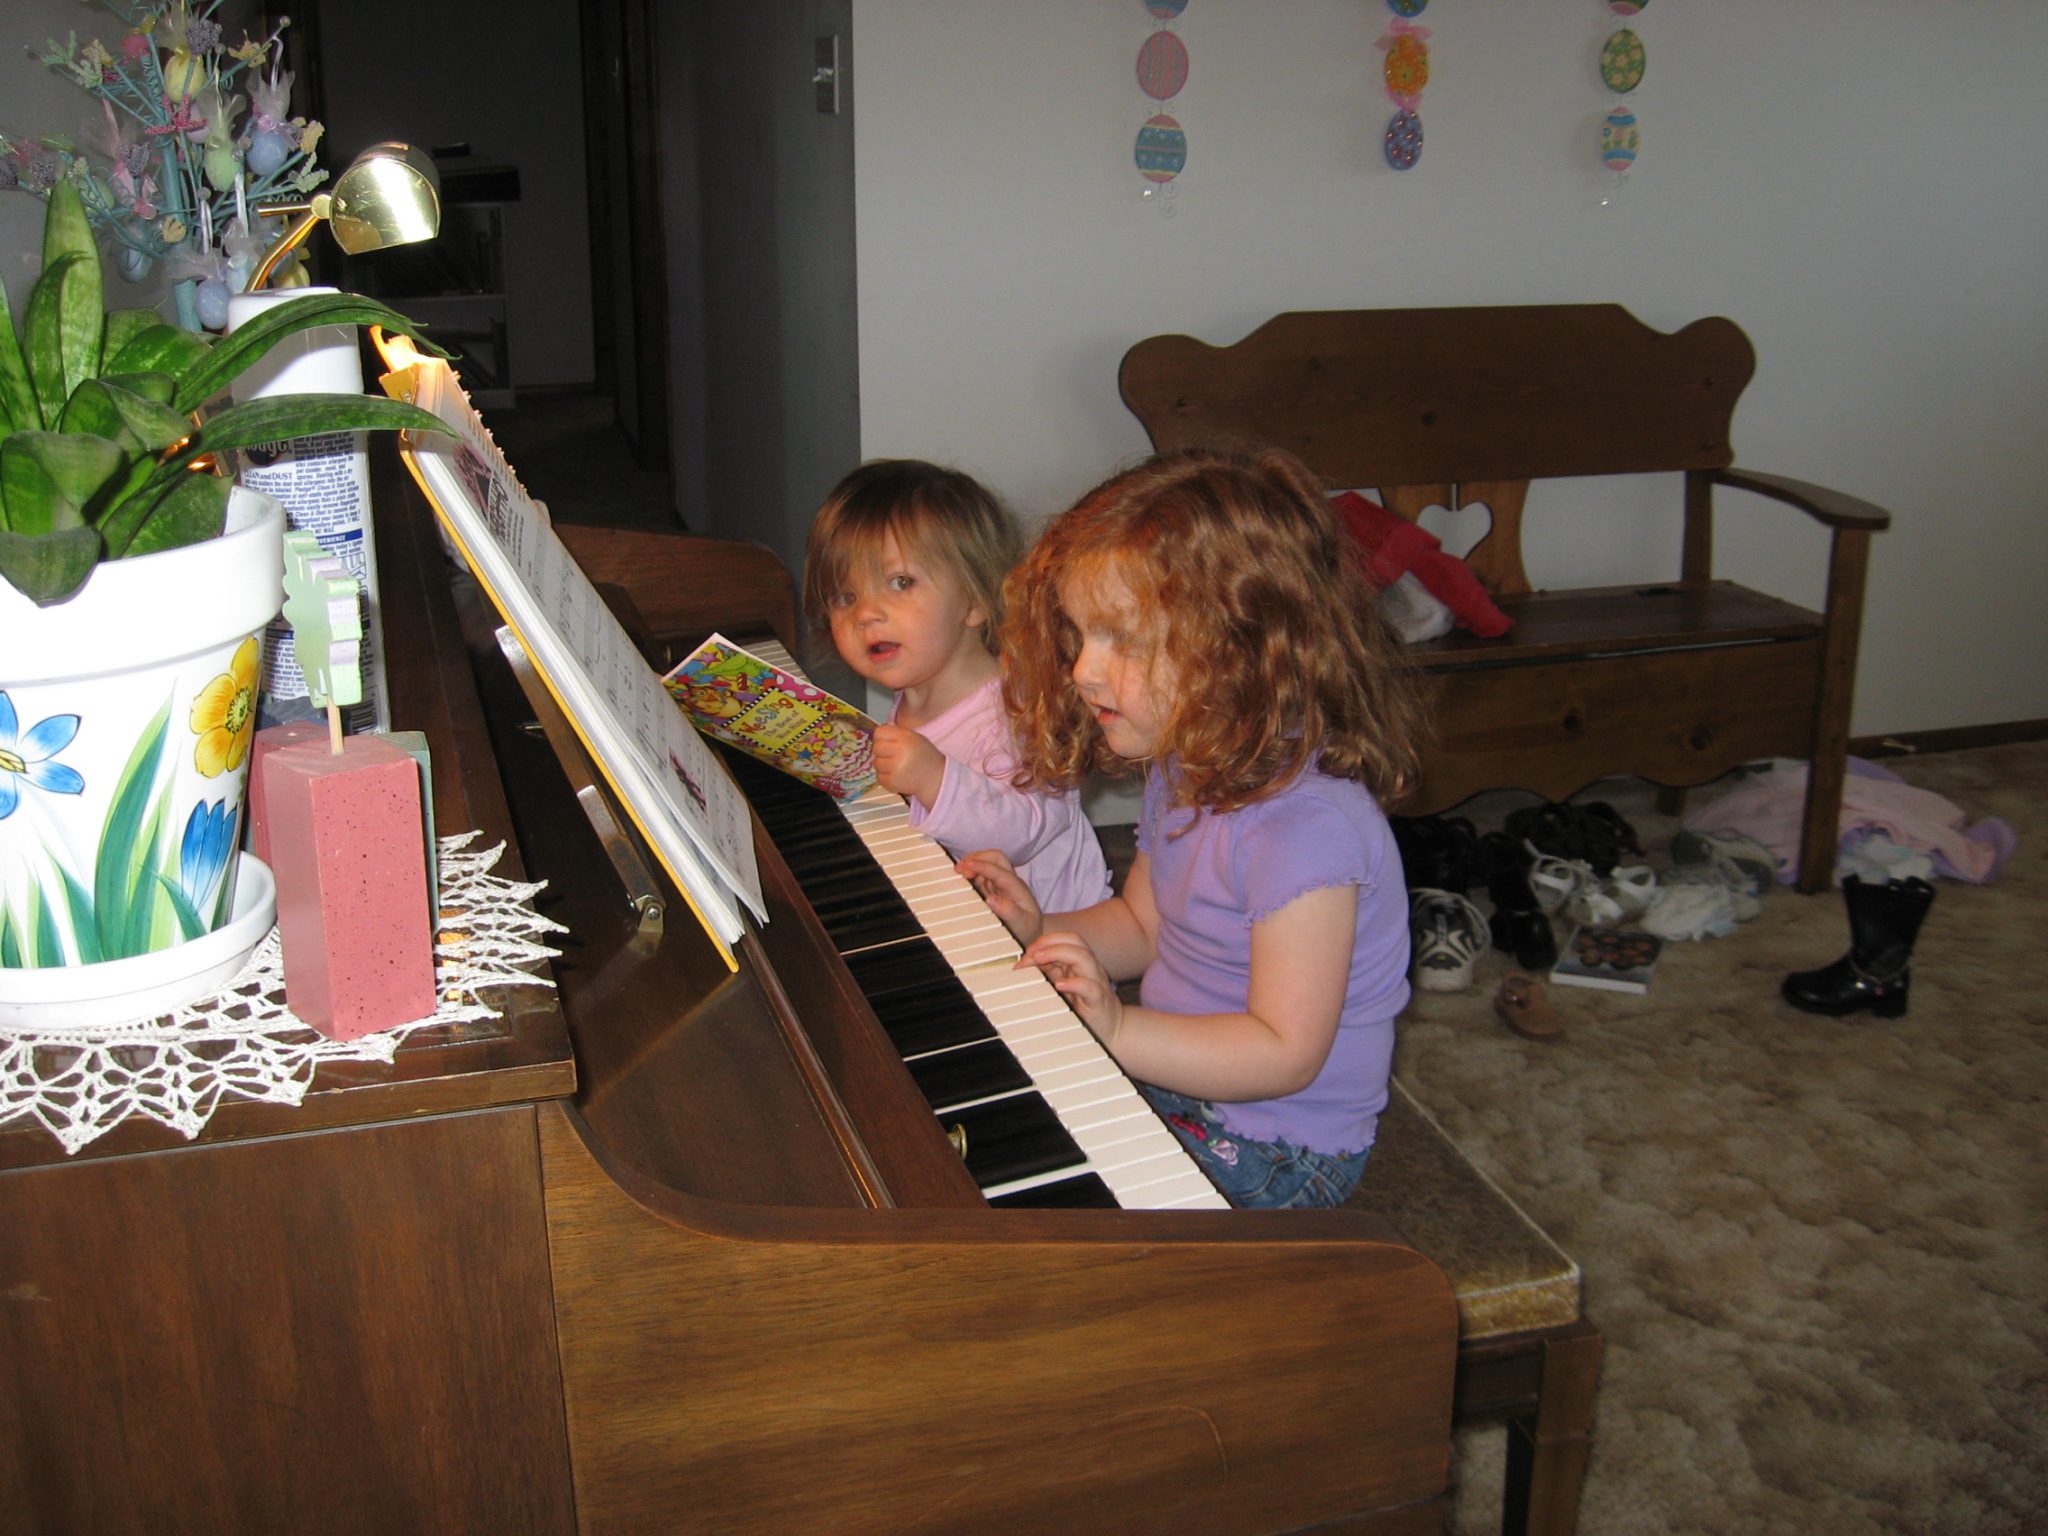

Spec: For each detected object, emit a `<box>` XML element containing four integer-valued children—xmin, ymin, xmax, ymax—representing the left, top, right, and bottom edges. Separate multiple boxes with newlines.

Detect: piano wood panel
<box><xmin>0</xmin><ymin>1109</ymin><xmax>574</xmax><ymax>1535</ymax></box>
<box><xmin>540</xmin><ymin>1102</ymin><xmax>1456</xmax><ymax>1536</ymax></box>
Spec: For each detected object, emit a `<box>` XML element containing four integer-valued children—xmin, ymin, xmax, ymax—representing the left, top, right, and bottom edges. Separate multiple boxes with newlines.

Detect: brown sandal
<box><xmin>1495</xmin><ymin>971</ymin><xmax>1563</xmax><ymax>1041</ymax></box>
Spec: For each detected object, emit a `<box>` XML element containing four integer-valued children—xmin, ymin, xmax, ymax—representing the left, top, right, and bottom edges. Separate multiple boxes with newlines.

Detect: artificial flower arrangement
<box><xmin>2</xmin><ymin>1</ymin><xmax>325</xmax><ymax>332</ymax></box>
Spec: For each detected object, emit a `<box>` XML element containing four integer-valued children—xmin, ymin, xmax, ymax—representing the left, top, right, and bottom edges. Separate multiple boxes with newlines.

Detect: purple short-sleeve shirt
<box><xmin>1136</xmin><ymin>759</ymin><xmax>1409</xmax><ymax>1155</ymax></box>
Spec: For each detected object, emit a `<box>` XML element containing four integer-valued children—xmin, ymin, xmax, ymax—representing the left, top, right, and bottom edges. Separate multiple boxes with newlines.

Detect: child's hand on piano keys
<box><xmin>872</xmin><ymin>724</ymin><xmax>946</xmax><ymax>809</ymax></box>
<box><xmin>958</xmin><ymin>850</ymin><xmax>1041</xmax><ymax>944</ymax></box>
<box><xmin>1020</xmin><ymin>932</ymin><xmax>1122</xmax><ymax>1049</ymax></box>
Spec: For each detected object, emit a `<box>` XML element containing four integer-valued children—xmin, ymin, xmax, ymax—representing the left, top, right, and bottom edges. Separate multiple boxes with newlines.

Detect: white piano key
<box><xmin>763</xmin><ymin>648</ymin><xmax>1224</xmax><ymax>1212</ymax></box>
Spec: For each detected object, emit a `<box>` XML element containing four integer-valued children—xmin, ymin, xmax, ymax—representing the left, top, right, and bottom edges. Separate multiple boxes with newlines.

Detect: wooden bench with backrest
<box><xmin>1119</xmin><ymin>304</ymin><xmax>1893</xmax><ymax>892</ymax></box>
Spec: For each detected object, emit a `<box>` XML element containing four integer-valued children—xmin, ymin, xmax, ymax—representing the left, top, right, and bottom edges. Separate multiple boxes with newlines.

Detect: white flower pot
<box><xmin>0</xmin><ymin>488</ymin><xmax>284</xmax><ymax>1013</ymax></box>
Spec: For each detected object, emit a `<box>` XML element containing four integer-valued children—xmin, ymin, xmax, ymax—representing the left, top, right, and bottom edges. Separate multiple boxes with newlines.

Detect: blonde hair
<box><xmin>803</xmin><ymin>460</ymin><xmax>1019</xmax><ymax>656</ymax></box>
<box><xmin>1002</xmin><ymin>447</ymin><xmax>1426</xmax><ymax>811</ymax></box>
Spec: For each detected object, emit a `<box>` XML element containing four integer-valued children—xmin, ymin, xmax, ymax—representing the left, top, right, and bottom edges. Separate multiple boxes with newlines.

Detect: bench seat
<box><xmin>1120</xmin><ymin>304</ymin><xmax>1893</xmax><ymax>890</ymax></box>
<box><xmin>1351</xmin><ymin>1081</ymin><xmax>1603</xmax><ymax>1536</ymax></box>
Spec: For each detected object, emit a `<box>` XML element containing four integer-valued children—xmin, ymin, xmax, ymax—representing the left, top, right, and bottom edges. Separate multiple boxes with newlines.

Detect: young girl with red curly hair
<box><xmin>960</xmin><ymin>447</ymin><xmax>1425</xmax><ymax>1209</ymax></box>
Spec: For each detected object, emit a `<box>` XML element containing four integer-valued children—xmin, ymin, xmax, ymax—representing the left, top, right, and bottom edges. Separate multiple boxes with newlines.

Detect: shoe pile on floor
<box><xmin>1393</xmin><ymin>799</ymin><xmax>1784</xmax><ymax>1038</ymax></box>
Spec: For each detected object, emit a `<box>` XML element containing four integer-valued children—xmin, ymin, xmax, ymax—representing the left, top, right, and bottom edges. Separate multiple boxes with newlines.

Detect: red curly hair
<box><xmin>1001</xmin><ymin>447</ymin><xmax>1426</xmax><ymax>812</ymax></box>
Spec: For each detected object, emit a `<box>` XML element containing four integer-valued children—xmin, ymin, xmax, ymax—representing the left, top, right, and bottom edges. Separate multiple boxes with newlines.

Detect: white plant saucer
<box><xmin>0</xmin><ymin>855</ymin><xmax>277</xmax><ymax>1033</ymax></box>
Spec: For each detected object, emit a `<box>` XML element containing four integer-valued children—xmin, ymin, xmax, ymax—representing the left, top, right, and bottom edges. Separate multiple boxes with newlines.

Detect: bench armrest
<box><xmin>1712</xmin><ymin>467</ymin><xmax>1892</xmax><ymax>533</ymax></box>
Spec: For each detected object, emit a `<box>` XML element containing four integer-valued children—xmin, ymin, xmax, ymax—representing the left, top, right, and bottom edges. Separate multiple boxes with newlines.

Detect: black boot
<box><xmin>1481</xmin><ymin>831</ymin><xmax>1557</xmax><ymax>971</ymax></box>
<box><xmin>1781</xmin><ymin>875</ymin><xmax>1936</xmax><ymax>1019</ymax></box>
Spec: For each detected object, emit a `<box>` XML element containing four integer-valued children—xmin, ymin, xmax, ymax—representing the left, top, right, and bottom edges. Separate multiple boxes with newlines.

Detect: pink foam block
<box><xmin>246</xmin><ymin>721</ymin><xmax>328</xmax><ymax>865</ymax></box>
<box><xmin>263</xmin><ymin>735</ymin><xmax>438</xmax><ymax>1040</ymax></box>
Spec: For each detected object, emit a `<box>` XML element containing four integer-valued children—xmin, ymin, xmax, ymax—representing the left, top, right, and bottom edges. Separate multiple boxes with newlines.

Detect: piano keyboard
<box><xmin>725</xmin><ymin>648</ymin><xmax>1226</xmax><ymax>1211</ymax></box>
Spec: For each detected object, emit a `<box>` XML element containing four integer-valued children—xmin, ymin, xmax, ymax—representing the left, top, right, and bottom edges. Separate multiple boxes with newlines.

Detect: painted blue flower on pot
<box><xmin>0</xmin><ymin>691</ymin><xmax>85</xmax><ymax>819</ymax></box>
<box><xmin>174</xmin><ymin>797</ymin><xmax>240</xmax><ymax>929</ymax></box>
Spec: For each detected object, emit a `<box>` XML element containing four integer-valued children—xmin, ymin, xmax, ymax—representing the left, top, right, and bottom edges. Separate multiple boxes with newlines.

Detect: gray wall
<box><xmin>854</xmin><ymin>0</ymin><xmax>2048</xmax><ymax>742</ymax></box>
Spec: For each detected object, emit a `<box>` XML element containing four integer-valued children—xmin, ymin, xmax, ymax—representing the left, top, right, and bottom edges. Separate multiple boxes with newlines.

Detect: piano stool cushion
<box><xmin>1099</xmin><ymin>818</ymin><xmax>1583</xmax><ymax>1337</ymax></box>
<box><xmin>1345</xmin><ymin>1079</ymin><xmax>1583</xmax><ymax>1339</ymax></box>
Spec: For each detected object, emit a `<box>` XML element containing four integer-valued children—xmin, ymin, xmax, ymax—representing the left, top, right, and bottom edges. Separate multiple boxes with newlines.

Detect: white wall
<box><xmin>853</xmin><ymin>0</ymin><xmax>2048</xmax><ymax>738</ymax></box>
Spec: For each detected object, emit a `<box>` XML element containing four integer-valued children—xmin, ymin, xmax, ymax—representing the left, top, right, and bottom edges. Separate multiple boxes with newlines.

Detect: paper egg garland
<box><xmin>1136</xmin><ymin>30</ymin><xmax>1190</xmax><ymax>100</ymax></box>
<box><xmin>1601</xmin><ymin>28</ymin><xmax>1646</xmax><ymax>93</ymax></box>
<box><xmin>1136</xmin><ymin>114</ymin><xmax>1188</xmax><ymax>183</ymax></box>
<box><xmin>1384</xmin><ymin>109</ymin><xmax>1424</xmax><ymax>170</ymax></box>
<box><xmin>1600</xmin><ymin>106</ymin><xmax>1639</xmax><ymax>170</ymax></box>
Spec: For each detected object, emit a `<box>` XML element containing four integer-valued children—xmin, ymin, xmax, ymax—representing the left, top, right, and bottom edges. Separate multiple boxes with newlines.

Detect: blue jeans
<box><xmin>1139</xmin><ymin>1086</ymin><xmax>1369</xmax><ymax>1210</ymax></box>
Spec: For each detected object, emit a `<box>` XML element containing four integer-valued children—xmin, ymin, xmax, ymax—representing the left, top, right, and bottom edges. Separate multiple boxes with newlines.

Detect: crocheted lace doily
<box><xmin>0</xmin><ymin>833</ymin><xmax>563</xmax><ymax>1156</ymax></box>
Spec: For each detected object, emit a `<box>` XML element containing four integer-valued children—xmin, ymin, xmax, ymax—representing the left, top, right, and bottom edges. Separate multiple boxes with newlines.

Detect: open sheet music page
<box><xmin>375</xmin><ymin>339</ymin><xmax>763</xmax><ymax>964</ymax></box>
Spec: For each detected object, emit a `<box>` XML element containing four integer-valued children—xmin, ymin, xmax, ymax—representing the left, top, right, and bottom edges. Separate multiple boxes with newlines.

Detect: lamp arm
<box><xmin>246</xmin><ymin>207</ymin><xmax>323</xmax><ymax>292</ymax></box>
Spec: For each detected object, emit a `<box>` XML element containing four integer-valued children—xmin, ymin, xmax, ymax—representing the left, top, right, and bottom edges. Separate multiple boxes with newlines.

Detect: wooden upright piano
<box><xmin>1</xmin><ymin>450</ymin><xmax>1457</xmax><ymax>1535</ymax></box>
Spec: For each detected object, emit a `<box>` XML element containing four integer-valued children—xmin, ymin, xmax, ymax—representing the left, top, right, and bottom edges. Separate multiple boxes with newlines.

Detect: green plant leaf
<box><xmin>114</xmin><ymin>468</ymin><xmax>231</xmax><ymax>559</ymax></box>
<box><xmin>0</xmin><ymin>524</ymin><xmax>104</xmax><ymax>606</ymax></box>
<box><xmin>106</xmin><ymin>323</ymin><xmax>215</xmax><ymax>386</ymax></box>
<box><xmin>23</xmin><ymin>253</ymin><xmax>85</xmax><ymax>429</ymax></box>
<box><xmin>171</xmin><ymin>293</ymin><xmax>451</xmax><ymax>414</ymax></box>
<box><xmin>101</xmin><ymin>370</ymin><xmax>178</xmax><ymax>407</ymax></box>
<box><xmin>0</xmin><ymin>430</ymin><xmax>124</xmax><ymax>532</ymax></box>
<box><xmin>102</xmin><ymin>307</ymin><xmax>161</xmax><ymax>364</ymax></box>
<box><xmin>42</xmin><ymin>177</ymin><xmax>104</xmax><ymax>402</ymax></box>
<box><xmin>164</xmin><ymin>392</ymin><xmax>450</xmax><ymax>463</ymax></box>
<box><xmin>63</xmin><ymin>378</ymin><xmax>192</xmax><ymax>453</ymax></box>
<box><xmin>0</xmin><ymin>270</ymin><xmax>39</xmax><ymax>438</ymax></box>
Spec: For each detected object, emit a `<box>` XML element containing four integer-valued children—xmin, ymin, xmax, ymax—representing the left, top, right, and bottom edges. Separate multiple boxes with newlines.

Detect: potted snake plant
<box><xmin>0</xmin><ymin>173</ymin><xmax>448</xmax><ymax>1013</ymax></box>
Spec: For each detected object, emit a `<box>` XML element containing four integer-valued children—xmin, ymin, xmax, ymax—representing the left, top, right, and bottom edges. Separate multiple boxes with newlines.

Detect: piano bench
<box><xmin>1349</xmin><ymin>1080</ymin><xmax>1604</xmax><ymax>1536</ymax></box>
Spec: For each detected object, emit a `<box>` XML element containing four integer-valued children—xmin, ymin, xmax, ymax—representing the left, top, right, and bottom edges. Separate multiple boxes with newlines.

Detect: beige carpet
<box><xmin>1389</xmin><ymin>743</ymin><xmax>2048</xmax><ymax>1535</ymax></box>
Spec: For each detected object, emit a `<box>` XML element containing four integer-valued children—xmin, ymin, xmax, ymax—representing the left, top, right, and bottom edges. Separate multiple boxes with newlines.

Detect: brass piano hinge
<box><xmin>947</xmin><ymin>1123</ymin><xmax>969</xmax><ymax>1161</ymax></box>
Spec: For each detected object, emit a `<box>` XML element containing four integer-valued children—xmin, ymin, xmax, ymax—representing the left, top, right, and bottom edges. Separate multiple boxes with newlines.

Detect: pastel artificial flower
<box><xmin>189</xmin><ymin>636</ymin><xmax>261</xmax><ymax>778</ymax></box>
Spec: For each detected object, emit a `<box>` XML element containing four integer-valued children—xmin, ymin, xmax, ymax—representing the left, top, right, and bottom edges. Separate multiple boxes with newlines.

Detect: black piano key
<box><xmin>866</xmin><ymin>984</ymin><xmax>997</xmax><ymax>1057</ymax></box>
<box><xmin>907</xmin><ymin>1040</ymin><xmax>1034</xmax><ymax>1112</ymax></box>
<box><xmin>842</xmin><ymin>940</ymin><xmax>959</xmax><ymax>999</ymax></box>
<box><xmin>990</xmin><ymin>1173</ymin><xmax>1121</xmax><ymax>1210</ymax></box>
<box><xmin>939</xmin><ymin>1094</ymin><xmax>1085</xmax><ymax>1190</ymax></box>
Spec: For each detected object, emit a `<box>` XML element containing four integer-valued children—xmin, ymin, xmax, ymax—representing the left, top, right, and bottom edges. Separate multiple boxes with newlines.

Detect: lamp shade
<box><xmin>246</xmin><ymin>142</ymin><xmax>443</xmax><ymax>291</ymax></box>
<box><xmin>325</xmin><ymin>143</ymin><xmax>442</xmax><ymax>255</ymax></box>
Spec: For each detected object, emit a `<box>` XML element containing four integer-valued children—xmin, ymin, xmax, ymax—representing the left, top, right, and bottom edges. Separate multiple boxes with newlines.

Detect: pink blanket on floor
<box><xmin>1682</xmin><ymin>759</ymin><xmax>2015</xmax><ymax>885</ymax></box>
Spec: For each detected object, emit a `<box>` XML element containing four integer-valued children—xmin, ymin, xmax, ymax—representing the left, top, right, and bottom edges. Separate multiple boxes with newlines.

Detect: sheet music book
<box><xmin>664</xmin><ymin>634</ymin><xmax>879</xmax><ymax>802</ymax></box>
<box><xmin>374</xmin><ymin>336</ymin><xmax>763</xmax><ymax>967</ymax></box>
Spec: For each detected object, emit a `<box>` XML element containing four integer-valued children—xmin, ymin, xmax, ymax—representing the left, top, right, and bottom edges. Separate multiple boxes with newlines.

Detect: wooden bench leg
<box><xmin>1500</xmin><ymin>1318</ymin><xmax>1603</xmax><ymax>1536</ymax></box>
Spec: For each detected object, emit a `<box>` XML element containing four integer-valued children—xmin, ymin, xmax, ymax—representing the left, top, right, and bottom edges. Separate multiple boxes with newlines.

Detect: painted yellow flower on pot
<box><xmin>190</xmin><ymin>636</ymin><xmax>262</xmax><ymax>777</ymax></box>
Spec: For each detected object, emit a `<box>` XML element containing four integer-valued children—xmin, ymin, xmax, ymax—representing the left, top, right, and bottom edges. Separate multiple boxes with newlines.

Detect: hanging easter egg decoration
<box><xmin>1136</xmin><ymin>31</ymin><xmax>1190</xmax><ymax>101</ymax></box>
<box><xmin>1136</xmin><ymin>114</ymin><xmax>1189</xmax><ymax>185</ymax></box>
<box><xmin>1600</xmin><ymin>28</ymin><xmax>1646</xmax><ymax>94</ymax></box>
<box><xmin>1380</xmin><ymin>21</ymin><xmax>1432</xmax><ymax>108</ymax></box>
<box><xmin>1594</xmin><ymin>0</ymin><xmax>1646</xmax><ymax>199</ymax></box>
<box><xmin>1600</xmin><ymin>106</ymin><xmax>1639</xmax><ymax>171</ymax></box>
<box><xmin>1384</xmin><ymin>109</ymin><xmax>1424</xmax><ymax>171</ymax></box>
<box><xmin>1375</xmin><ymin>14</ymin><xmax>1433</xmax><ymax>171</ymax></box>
<box><xmin>1135</xmin><ymin>1</ymin><xmax>1189</xmax><ymax>214</ymax></box>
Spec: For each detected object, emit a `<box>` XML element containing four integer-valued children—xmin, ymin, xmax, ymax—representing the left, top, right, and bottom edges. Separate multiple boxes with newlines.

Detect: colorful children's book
<box><xmin>1551</xmin><ymin>924</ymin><xmax>1664</xmax><ymax>994</ymax></box>
<box><xmin>665</xmin><ymin>634</ymin><xmax>879</xmax><ymax>801</ymax></box>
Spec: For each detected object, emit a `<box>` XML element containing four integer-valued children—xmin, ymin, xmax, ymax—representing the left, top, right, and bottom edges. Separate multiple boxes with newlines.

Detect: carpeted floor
<box><xmin>1389</xmin><ymin>743</ymin><xmax>2047</xmax><ymax>1535</ymax></box>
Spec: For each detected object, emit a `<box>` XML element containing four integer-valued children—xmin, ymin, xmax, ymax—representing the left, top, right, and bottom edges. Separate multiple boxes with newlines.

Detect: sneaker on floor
<box><xmin>1409</xmin><ymin>887</ymin><xmax>1490</xmax><ymax>993</ymax></box>
<box><xmin>1669</xmin><ymin>829</ymin><xmax>1779</xmax><ymax>897</ymax></box>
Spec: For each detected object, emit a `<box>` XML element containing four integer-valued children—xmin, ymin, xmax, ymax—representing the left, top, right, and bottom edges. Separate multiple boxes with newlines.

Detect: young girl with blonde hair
<box><xmin>960</xmin><ymin>447</ymin><xmax>1424</xmax><ymax>1209</ymax></box>
<box><xmin>805</xmin><ymin>460</ymin><xmax>1109</xmax><ymax>913</ymax></box>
